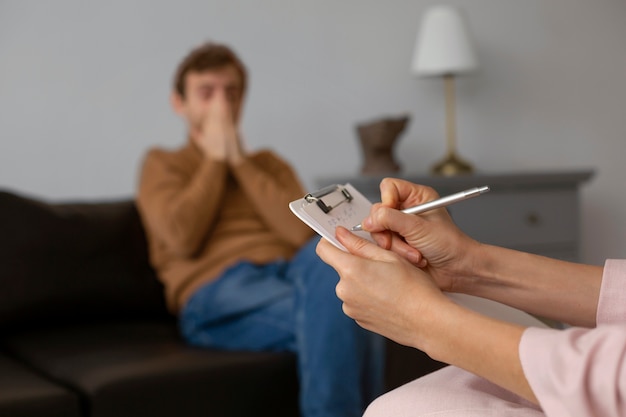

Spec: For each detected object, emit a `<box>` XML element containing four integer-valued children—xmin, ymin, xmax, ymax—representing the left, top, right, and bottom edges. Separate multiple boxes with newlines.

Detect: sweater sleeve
<box><xmin>137</xmin><ymin>148</ymin><xmax>228</xmax><ymax>258</ymax></box>
<box><xmin>519</xmin><ymin>259</ymin><xmax>626</xmax><ymax>417</ymax></box>
<box><xmin>231</xmin><ymin>150</ymin><xmax>314</xmax><ymax>247</ymax></box>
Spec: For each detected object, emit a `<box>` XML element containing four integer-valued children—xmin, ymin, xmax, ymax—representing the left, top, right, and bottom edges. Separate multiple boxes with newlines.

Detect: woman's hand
<box><xmin>316</xmin><ymin>226</ymin><xmax>451</xmax><ymax>350</ymax></box>
<box><xmin>363</xmin><ymin>178</ymin><xmax>482</xmax><ymax>293</ymax></box>
<box><xmin>317</xmin><ymin>226</ymin><xmax>537</xmax><ymax>404</ymax></box>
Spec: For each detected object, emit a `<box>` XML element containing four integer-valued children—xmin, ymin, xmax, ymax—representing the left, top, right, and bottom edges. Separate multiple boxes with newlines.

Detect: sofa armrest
<box><xmin>0</xmin><ymin>190</ymin><xmax>170</xmax><ymax>331</ymax></box>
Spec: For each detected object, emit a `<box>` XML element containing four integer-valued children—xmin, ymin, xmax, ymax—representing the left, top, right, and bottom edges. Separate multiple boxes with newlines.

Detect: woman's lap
<box><xmin>364</xmin><ymin>366</ymin><xmax>544</xmax><ymax>417</ymax></box>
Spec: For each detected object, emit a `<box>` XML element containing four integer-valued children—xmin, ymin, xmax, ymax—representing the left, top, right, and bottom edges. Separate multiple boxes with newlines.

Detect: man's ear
<box><xmin>170</xmin><ymin>91</ymin><xmax>185</xmax><ymax>116</ymax></box>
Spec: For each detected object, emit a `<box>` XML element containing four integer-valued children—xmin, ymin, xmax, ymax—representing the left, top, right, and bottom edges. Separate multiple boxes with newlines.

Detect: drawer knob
<box><xmin>526</xmin><ymin>212</ymin><xmax>541</xmax><ymax>226</ymax></box>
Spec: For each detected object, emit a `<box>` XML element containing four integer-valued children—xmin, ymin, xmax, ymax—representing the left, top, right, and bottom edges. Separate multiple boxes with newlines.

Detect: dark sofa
<box><xmin>0</xmin><ymin>190</ymin><xmax>300</xmax><ymax>417</ymax></box>
<box><xmin>0</xmin><ymin>189</ymin><xmax>444</xmax><ymax>417</ymax></box>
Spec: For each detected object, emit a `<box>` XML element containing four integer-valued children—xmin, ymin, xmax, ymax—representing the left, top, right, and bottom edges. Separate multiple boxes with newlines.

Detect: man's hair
<box><xmin>173</xmin><ymin>42</ymin><xmax>248</xmax><ymax>98</ymax></box>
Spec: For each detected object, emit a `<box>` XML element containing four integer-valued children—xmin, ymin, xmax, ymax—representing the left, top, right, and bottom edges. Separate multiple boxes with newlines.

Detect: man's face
<box><xmin>173</xmin><ymin>65</ymin><xmax>244</xmax><ymax>136</ymax></box>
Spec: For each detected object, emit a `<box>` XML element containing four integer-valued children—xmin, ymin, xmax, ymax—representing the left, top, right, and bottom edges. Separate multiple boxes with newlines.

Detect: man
<box><xmin>136</xmin><ymin>41</ymin><xmax>384</xmax><ymax>417</ymax></box>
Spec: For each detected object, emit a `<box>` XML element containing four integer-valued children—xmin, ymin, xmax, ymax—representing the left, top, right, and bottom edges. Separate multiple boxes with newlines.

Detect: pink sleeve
<box><xmin>518</xmin><ymin>259</ymin><xmax>626</xmax><ymax>417</ymax></box>
<box><xmin>597</xmin><ymin>259</ymin><xmax>626</xmax><ymax>324</ymax></box>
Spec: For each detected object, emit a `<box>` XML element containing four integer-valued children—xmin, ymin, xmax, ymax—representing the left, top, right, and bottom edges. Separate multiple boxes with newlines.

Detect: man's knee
<box><xmin>294</xmin><ymin>238</ymin><xmax>339</xmax><ymax>282</ymax></box>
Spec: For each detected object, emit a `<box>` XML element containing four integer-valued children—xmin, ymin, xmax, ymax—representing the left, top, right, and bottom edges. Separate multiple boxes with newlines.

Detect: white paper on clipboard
<box><xmin>289</xmin><ymin>183</ymin><xmax>375</xmax><ymax>251</ymax></box>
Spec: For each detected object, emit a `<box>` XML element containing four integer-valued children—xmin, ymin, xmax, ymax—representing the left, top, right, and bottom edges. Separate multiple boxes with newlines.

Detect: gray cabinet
<box><xmin>316</xmin><ymin>170</ymin><xmax>593</xmax><ymax>262</ymax></box>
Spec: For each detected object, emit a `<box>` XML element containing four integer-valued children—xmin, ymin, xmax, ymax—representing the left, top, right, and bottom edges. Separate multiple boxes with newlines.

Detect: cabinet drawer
<box><xmin>448</xmin><ymin>190</ymin><xmax>578</xmax><ymax>249</ymax></box>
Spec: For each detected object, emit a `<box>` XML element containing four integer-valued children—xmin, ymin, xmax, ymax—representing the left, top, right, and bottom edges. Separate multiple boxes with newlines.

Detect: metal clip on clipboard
<box><xmin>304</xmin><ymin>184</ymin><xmax>353</xmax><ymax>214</ymax></box>
<box><xmin>290</xmin><ymin>182</ymin><xmax>374</xmax><ymax>250</ymax></box>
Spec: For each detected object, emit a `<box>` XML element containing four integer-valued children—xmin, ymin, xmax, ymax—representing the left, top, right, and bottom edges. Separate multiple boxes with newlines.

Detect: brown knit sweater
<box><xmin>136</xmin><ymin>140</ymin><xmax>315</xmax><ymax>313</ymax></box>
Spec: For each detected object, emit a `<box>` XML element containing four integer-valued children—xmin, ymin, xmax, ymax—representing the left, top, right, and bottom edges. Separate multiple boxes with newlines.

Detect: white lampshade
<box><xmin>411</xmin><ymin>5</ymin><xmax>478</xmax><ymax>77</ymax></box>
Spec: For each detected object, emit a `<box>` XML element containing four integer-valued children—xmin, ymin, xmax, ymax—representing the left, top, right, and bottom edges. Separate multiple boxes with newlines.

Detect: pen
<box><xmin>350</xmin><ymin>185</ymin><xmax>490</xmax><ymax>232</ymax></box>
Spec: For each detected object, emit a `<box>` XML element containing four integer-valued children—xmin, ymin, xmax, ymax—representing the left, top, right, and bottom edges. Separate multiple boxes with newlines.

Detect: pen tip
<box><xmin>351</xmin><ymin>224</ymin><xmax>362</xmax><ymax>232</ymax></box>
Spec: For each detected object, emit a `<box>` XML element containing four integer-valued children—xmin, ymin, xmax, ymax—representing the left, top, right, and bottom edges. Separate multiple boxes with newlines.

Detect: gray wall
<box><xmin>1</xmin><ymin>0</ymin><xmax>625</xmax><ymax>265</ymax></box>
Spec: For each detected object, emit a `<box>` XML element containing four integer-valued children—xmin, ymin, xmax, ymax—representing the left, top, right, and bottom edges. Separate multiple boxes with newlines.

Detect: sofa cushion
<box><xmin>0</xmin><ymin>353</ymin><xmax>81</xmax><ymax>417</ymax></box>
<box><xmin>0</xmin><ymin>190</ymin><xmax>170</xmax><ymax>331</ymax></box>
<box><xmin>4</xmin><ymin>321</ymin><xmax>299</xmax><ymax>417</ymax></box>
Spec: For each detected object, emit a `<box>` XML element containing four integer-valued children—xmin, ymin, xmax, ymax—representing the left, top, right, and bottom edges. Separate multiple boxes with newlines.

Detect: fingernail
<box><xmin>407</xmin><ymin>251</ymin><xmax>421</xmax><ymax>264</ymax></box>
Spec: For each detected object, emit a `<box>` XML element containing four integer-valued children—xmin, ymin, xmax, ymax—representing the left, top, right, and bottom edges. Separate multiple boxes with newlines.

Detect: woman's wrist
<box><xmin>417</xmin><ymin>296</ymin><xmax>535</xmax><ymax>402</ymax></box>
<box><xmin>409</xmin><ymin>293</ymin><xmax>461</xmax><ymax>355</ymax></box>
<box><xmin>440</xmin><ymin>238</ymin><xmax>493</xmax><ymax>296</ymax></box>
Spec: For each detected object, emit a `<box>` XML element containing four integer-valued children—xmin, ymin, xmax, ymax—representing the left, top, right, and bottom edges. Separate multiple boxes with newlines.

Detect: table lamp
<box><xmin>411</xmin><ymin>5</ymin><xmax>479</xmax><ymax>176</ymax></box>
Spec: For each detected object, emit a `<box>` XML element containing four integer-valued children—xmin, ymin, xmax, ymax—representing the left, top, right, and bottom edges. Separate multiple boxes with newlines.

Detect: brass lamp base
<box><xmin>431</xmin><ymin>153</ymin><xmax>473</xmax><ymax>176</ymax></box>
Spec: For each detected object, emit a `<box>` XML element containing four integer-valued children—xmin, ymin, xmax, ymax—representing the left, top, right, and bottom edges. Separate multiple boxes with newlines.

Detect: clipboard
<box><xmin>289</xmin><ymin>183</ymin><xmax>375</xmax><ymax>251</ymax></box>
<box><xmin>291</xmin><ymin>184</ymin><xmax>551</xmax><ymax>329</ymax></box>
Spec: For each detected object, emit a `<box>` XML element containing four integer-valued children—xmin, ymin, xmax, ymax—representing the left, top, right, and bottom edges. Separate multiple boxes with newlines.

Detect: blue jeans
<box><xmin>180</xmin><ymin>237</ymin><xmax>385</xmax><ymax>417</ymax></box>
